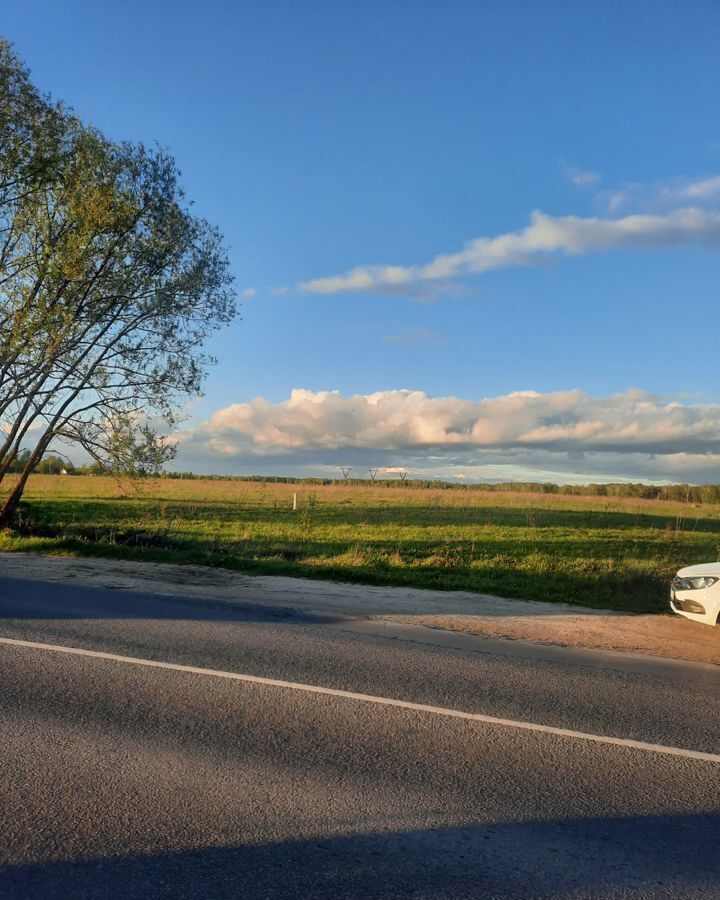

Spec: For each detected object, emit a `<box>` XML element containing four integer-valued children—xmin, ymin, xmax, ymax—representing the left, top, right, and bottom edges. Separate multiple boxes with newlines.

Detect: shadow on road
<box><xmin>0</xmin><ymin>570</ymin><xmax>629</xmax><ymax>622</ymax></box>
<box><xmin>1</xmin><ymin>812</ymin><xmax>718</xmax><ymax>899</ymax></box>
<box><xmin>0</xmin><ymin>576</ymin><xmax>338</xmax><ymax>625</ymax></box>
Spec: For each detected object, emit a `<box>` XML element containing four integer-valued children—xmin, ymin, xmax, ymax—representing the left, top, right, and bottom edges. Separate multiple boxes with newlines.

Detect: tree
<box><xmin>0</xmin><ymin>41</ymin><xmax>69</xmax><ymax>429</ymax></box>
<box><xmin>0</xmin><ymin>42</ymin><xmax>237</xmax><ymax>524</ymax></box>
<box><xmin>35</xmin><ymin>454</ymin><xmax>73</xmax><ymax>475</ymax></box>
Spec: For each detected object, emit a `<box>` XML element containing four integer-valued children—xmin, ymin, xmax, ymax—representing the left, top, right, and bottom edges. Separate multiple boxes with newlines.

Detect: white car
<box><xmin>670</xmin><ymin>563</ymin><xmax>720</xmax><ymax>625</ymax></box>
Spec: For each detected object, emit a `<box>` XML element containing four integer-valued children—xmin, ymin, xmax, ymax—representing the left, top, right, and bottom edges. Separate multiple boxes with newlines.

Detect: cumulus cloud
<box><xmin>298</xmin><ymin>207</ymin><xmax>720</xmax><ymax>296</ymax></box>
<box><xmin>173</xmin><ymin>388</ymin><xmax>720</xmax><ymax>483</ymax></box>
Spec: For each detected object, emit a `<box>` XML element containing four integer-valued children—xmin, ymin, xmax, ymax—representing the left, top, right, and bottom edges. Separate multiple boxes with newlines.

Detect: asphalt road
<box><xmin>1</xmin><ymin>575</ymin><xmax>719</xmax><ymax>899</ymax></box>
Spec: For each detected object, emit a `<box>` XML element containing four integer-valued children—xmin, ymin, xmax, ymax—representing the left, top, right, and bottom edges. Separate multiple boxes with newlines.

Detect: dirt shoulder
<box><xmin>1</xmin><ymin>551</ymin><xmax>717</xmax><ymax>666</ymax></box>
<box><xmin>382</xmin><ymin>613</ymin><xmax>720</xmax><ymax>665</ymax></box>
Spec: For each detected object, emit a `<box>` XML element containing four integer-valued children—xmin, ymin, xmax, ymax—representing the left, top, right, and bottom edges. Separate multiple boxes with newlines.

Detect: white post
<box><xmin>293</xmin><ymin>492</ymin><xmax>297</xmax><ymax>511</ymax></box>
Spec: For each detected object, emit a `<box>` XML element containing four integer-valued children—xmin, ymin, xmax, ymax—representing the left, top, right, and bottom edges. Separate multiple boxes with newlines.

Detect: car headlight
<box><xmin>674</xmin><ymin>576</ymin><xmax>719</xmax><ymax>590</ymax></box>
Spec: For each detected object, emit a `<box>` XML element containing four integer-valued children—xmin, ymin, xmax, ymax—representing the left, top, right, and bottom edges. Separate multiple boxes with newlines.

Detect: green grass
<box><xmin>2</xmin><ymin>475</ymin><xmax>719</xmax><ymax>614</ymax></box>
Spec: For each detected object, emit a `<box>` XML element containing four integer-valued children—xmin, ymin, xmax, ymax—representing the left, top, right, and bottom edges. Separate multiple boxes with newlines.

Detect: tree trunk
<box><xmin>0</xmin><ymin>437</ymin><xmax>48</xmax><ymax>527</ymax></box>
<box><xmin>0</xmin><ymin>473</ymin><xmax>29</xmax><ymax>526</ymax></box>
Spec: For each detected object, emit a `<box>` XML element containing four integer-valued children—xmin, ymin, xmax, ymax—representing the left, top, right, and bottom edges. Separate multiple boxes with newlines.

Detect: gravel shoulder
<box><xmin>1</xmin><ymin>551</ymin><xmax>717</xmax><ymax>666</ymax></box>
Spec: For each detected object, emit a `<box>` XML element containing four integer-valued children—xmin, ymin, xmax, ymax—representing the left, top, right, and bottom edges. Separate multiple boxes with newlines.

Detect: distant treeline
<box><xmin>8</xmin><ymin>454</ymin><xmax>720</xmax><ymax>503</ymax></box>
<box><xmin>155</xmin><ymin>471</ymin><xmax>720</xmax><ymax>503</ymax></box>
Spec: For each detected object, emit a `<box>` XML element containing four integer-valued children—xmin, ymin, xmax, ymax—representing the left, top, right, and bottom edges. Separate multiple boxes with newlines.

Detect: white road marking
<box><xmin>2</xmin><ymin>635</ymin><xmax>719</xmax><ymax>764</ymax></box>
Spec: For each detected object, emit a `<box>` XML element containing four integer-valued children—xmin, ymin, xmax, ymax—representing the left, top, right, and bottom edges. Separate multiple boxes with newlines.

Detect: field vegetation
<box><xmin>2</xmin><ymin>475</ymin><xmax>719</xmax><ymax>614</ymax></box>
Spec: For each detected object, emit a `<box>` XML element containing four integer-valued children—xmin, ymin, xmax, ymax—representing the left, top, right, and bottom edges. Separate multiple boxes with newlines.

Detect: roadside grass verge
<box><xmin>2</xmin><ymin>475</ymin><xmax>719</xmax><ymax>614</ymax></box>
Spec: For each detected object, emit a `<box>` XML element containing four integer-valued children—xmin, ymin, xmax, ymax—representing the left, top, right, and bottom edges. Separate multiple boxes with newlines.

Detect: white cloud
<box><xmin>173</xmin><ymin>387</ymin><xmax>720</xmax><ymax>483</ymax></box>
<box><xmin>662</xmin><ymin>176</ymin><xmax>720</xmax><ymax>202</ymax></box>
<box><xmin>606</xmin><ymin>175</ymin><xmax>720</xmax><ymax>213</ymax></box>
<box><xmin>242</xmin><ymin>287</ymin><xmax>257</xmax><ymax>298</ymax></box>
<box><xmin>298</xmin><ymin>207</ymin><xmax>720</xmax><ymax>295</ymax></box>
<box><xmin>384</xmin><ymin>325</ymin><xmax>446</xmax><ymax>346</ymax></box>
<box><xmin>561</xmin><ymin>161</ymin><xmax>600</xmax><ymax>187</ymax></box>
<box><xmin>294</xmin><ymin>169</ymin><xmax>720</xmax><ymax>298</ymax></box>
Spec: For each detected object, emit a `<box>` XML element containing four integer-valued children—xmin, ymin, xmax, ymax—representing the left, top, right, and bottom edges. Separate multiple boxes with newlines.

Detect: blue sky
<box><xmin>5</xmin><ymin>1</ymin><xmax>720</xmax><ymax>482</ymax></box>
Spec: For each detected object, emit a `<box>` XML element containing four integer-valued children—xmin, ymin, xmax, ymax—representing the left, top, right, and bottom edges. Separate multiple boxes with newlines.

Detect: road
<box><xmin>1</xmin><ymin>574</ymin><xmax>719</xmax><ymax>898</ymax></box>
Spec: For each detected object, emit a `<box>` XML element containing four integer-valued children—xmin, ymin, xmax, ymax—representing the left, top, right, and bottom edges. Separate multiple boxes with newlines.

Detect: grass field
<box><xmin>2</xmin><ymin>474</ymin><xmax>719</xmax><ymax>614</ymax></box>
